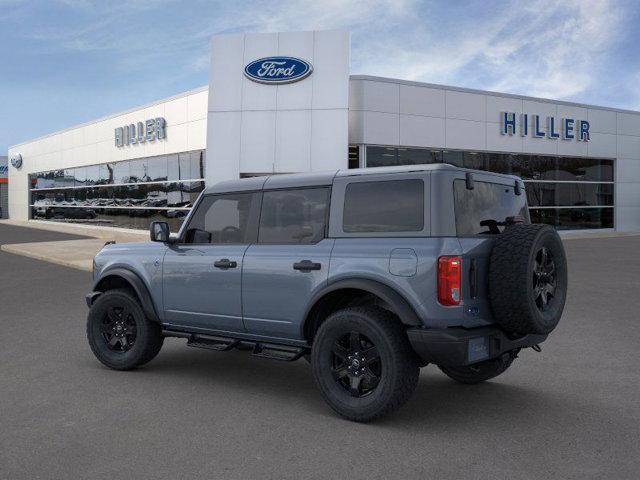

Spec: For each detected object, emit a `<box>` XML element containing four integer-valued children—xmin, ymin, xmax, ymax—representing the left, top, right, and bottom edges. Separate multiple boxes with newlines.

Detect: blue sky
<box><xmin>2</xmin><ymin>0</ymin><xmax>639</xmax><ymax>153</ymax></box>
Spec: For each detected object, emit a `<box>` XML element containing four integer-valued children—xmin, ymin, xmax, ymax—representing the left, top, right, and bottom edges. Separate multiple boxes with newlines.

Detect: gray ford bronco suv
<box><xmin>86</xmin><ymin>164</ymin><xmax>567</xmax><ymax>421</ymax></box>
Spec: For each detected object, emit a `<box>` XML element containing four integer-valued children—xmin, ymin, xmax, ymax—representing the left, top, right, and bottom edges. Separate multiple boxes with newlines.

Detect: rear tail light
<box><xmin>438</xmin><ymin>256</ymin><xmax>461</xmax><ymax>306</ymax></box>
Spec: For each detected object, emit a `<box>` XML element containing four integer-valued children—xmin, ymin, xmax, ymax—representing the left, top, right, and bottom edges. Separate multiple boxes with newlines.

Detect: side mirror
<box><xmin>150</xmin><ymin>221</ymin><xmax>170</xmax><ymax>242</ymax></box>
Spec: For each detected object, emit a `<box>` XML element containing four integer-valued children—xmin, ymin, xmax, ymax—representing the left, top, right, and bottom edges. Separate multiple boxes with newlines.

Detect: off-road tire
<box><xmin>87</xmin><ymin>288</ymin><xmax>164</xmax><ymax>370</ymax></box>
<box><xmin>438</xmin><ymin>351</ymin><xmax>516</xmax><ymax>385</ymax></box>
<box><xmin>489</xmin><ymin>224</ymin><xmax>567</xmax><ymax>335</ymax></box>
<box><xmin>311</xmin><ymin>306</ymin><xmax>419</xmax><ymax>422</ymax></box>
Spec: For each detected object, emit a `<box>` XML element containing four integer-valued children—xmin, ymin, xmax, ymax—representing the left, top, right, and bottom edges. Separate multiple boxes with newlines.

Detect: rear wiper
<box><xmin>479</xmin><ymin>216</ymin><xmax>526</xmax><ymax>234</ymax></box>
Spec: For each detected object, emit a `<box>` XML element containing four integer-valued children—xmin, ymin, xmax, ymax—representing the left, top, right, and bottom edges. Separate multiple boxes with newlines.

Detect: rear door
<box><xmin>242</xmin><ymin>187</ymin><xmax>333</xmax><ymax>340</ymax></box>
<box><xmin>452</xmin><ymin>176</ymin><xmax>529</xmax><ymax>326</ymax></box>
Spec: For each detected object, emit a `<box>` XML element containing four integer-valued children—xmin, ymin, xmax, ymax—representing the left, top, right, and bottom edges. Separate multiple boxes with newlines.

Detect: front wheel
<box><xmin>86</xmin><ymin>289</ymin><xmax>164</xmax><ymax>370</ymax></box>
<box><xmin>311</xmin><ymin>306</ymin><xmax>419</xmax><ymax>422</ymax></box>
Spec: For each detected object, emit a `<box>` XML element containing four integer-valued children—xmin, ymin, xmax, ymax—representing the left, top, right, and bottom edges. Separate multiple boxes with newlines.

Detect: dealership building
<box><xmin>7</xmin><ymin>30</ymin><xmax>640</xmax><ymax>232</ymax></box>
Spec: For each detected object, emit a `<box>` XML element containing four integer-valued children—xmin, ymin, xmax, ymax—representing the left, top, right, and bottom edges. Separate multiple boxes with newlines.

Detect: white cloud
<box><xmin>9</xmin><ymin>0</ymin><xmax>632</xmax><ymax>104</ymax></box>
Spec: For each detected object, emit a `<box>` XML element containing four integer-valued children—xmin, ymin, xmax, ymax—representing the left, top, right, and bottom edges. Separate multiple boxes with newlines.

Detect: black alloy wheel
<box><xmin>533</xmin><ymin>246</ymin><xmax>556</xmax><ymax>312</ymax></box>
<box><xmin>87</xmin><ymin>289</ymin><xmax>164</xmax><ymax>370</ymax></box>
<box><xmin>101</xmin><ymin>305</ymin><xmax>137</xmax><ymax>352</ymax></box>
<box><xmin>331</xmin><ymin>331</ymin><xmax>382</xmax><ymax>398</ymax></box>
<box><xmin>311</xmin><ymin>306</ymin><xmax>419</xmax><ymax>422</ymax></box>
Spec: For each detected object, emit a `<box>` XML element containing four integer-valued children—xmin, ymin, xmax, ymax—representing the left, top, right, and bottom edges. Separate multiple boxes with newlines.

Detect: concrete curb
<box><xmin>1</xmin><ymin>243</ymin><xmax>93</xmax><ymax>272</ymax></box>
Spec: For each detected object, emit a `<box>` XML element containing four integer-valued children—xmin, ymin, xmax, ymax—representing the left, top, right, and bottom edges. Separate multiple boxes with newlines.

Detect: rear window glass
<box><xmin>343</xmin><ymin>179</ymin><xmax>424</xmax><ymax>233</ymax></box>
<box><xmin>454</xmin><ymin>179</ymin><xmax>529</xmax><ymax>235</ymax></box>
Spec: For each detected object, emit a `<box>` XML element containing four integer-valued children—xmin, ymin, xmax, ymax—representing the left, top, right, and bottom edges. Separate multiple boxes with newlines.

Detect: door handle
<box><xmin>293</xmin><ymin>260</ymin><xmax>321</xmax><ymax>271</ymax></box>
<box><xmin>214</xmin><ymin>258</ymin><xmax>237</xmax><ymax>269</ymax></box>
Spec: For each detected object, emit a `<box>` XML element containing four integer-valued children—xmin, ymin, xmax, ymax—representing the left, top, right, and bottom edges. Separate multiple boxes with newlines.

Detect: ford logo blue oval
<box><xmin>244</xmin><ymin>56</ymin><xmax>313</xmax><ymax>84</ymax></box>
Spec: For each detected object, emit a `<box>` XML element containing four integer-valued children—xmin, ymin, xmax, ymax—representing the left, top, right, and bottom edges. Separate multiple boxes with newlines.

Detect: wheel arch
<box><xmin>302</xmin><ymin>278</ymin><xmax>422</xmax><ymax>342</ymax></box>
<box><xmin>92</xmin><ymin>268</ymin><xmax>160</xmax><ymax>323</ymax></box>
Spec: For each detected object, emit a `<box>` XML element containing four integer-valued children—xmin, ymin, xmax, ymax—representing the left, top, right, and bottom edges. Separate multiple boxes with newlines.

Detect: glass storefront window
<box><xmin>364</xmin><ymin>145</ymin><xmax>615</xmax><ymax>230</ymax></box>
<box><xmin>29</xmin><ymin>150</ymin><xmax>205</xmax><ymax>231</ymax></box>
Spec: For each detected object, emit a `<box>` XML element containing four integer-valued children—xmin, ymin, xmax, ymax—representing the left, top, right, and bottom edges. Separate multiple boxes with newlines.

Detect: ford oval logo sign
<box><xmin>244</xmin><ymin>56</ymin><xmax>313</xmax><ymax>84</ymax></box>
<box><xmin>10</xmin><ymin>153</ymin><xmax>23</xmax><ymax>169</ymax></box>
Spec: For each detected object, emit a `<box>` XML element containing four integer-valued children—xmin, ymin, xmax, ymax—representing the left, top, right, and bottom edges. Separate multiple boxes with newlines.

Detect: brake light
<box><xmin>438</xmin><ymin>256</ymin><xmax>461</xmax><ymax>306</ymax></box>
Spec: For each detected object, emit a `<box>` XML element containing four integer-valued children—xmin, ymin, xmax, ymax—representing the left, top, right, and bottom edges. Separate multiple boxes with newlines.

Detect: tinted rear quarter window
<box><xmin>454</xmin><ymin>179</ymin><xmax>529</xmax><ymax>235</ymax></box>
<box><xmin>343</xmin><ymin>179</ymin><xmax>424</xmax><ymax>233</ymax></box>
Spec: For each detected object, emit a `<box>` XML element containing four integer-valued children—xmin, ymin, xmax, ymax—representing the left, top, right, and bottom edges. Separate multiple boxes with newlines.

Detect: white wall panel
<box><xmin>399</xmin><ymin>114</ymin><xmax>445</xmax><ymax>148</ymax></box>
<box><xmin>522</xmin><ymin>135</ymin><xmax>558</xmax><ymax>155</ymax></box>
<box><xmin>311</xmin><ymin>30</ymin><xmax>350</xmax><ymax>110</ymax></box>
<box><xmin>206</xmin><ymin>111</ymin><xmax>241</xmax><ymax>183</ymax></box>
<box><xmin>348</xmin><ymin>80</ymin><xmax>365</xmax><ymax>111</ymax></box>
<box><xmin>618</xmin><ymin>135</ymin><xmax>640</xmax><ymax>159</ymax></box>
<box><xmin>588</xmin><ymin>133</ymin><xmax>617</xmax><ymax>157</ymax></box>
<box><xmin>446</xmin><ymin>118</ymin><xmax>485</xmax><ymax>150</ymax></box>
<box><xmin>617</xmin><ymin>112</ymin><xmax>640</xmax><ymax>136</ymax></box>
<box><xmin>348</xmin><ymin>110</ymin><xmax>365</xmax><ymax>144</ymax></box>
<box><xmin>588</xmin><ymin>109</ymin><xmax>617</xmax><ymax>134</ymax></box>
<box><xmin>164</xmin><ymin>97</ymin><xmax>188</xmax><ymax>125</ymax></box>
<box><xmin>360</xmin><ymin>81</ymin><xmax>399</xmax><ymax>114</ymax></box>
<box><xmin>486</xmin><ymin>124</ymin><xmax>524</xmax><ymax>153</ymax></box>
<box><xmin>187</xmin><ymin>119</ymin><xmax>207</xmax><ymax>151</ymax></box>
<box><xmin>617</xmin><ymin>206</ymin><xmax>640</xmax><ymax>231</ymax></box>
<box><xmin>240</xmin><ymin>110</ymin><xmax>276</xmax><ymax>173</ymax></box>
<box><xmin>557</xmin><ymin>136</ymin><xmax>588</xmax><ymax>156</ymax></box>
<box><xmin>275</xmin><ymin>110</ymin><xmax>311</xmax><ymax>172</ymax></box>
<box><xmin>311</xmin><ymin>109</ymin><xmax>349</xmax><ymax>171</ymax></box>
<box><xmin>523</xmin><ymin>100</ymin><xmax>557</xmax><ymax>118</ymax></box>
<box><xmin>616</xmin><ymin>158</ymin><xmax>640</xmax><ymax>183</ymax></box>
<box><xmin>209</xmin><ymin>34</ymin><xmax>244</xmax><ymax>112</ymax></box>
<box><xmin>241</xmin><ymin>33</ymin><xmax>278</xmax><ymax>111</ymax></box>
<box><xmin>276</xmin><ymin>31</ymin><xmax>314</xmax><ymax>111</ymax></box>
<box><xmin>363</xmin><ymin>111</ymin><xmax>399</xmax><ymax>145</ymax></box>
<box><xmin>187</xmin><ymin>90</ymin><xmax>208</xmax><ymax>121</ymax></box>
<box><xmin>486</xmin><ymin>95</ymin><xmax>522</xmax><ymax>124</ymax></box>
<box><xmin>400</xmin><ymin>85</ymin><xmax>445</xmax><ymax>117</ymax></box>
<box><xmin>446</xmin><ymin>91</ymin><xmax>485</xmax><ymax>121</ymax></box>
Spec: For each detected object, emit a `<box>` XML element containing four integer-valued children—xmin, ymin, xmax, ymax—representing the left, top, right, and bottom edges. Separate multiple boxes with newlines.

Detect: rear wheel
<box><xmin>438</xmin><ymin>351</ymin><xmax>517</xmax><ymax>385</ymax></box>
<box><xmin>86</xmin><ymin>289</ymin><xmax>164</xmax><ymax>370</ymax></box>
<box><xmin>311</xmin><ymin>306</ymin><xmax>419</xmax><ymax>422</ymax></box>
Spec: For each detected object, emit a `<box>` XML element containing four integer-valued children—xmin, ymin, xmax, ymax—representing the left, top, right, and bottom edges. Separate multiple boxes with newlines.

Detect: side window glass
<box><xmin>184</xmin><ymin>193</ymin><xmax>259</xmax><ymax>244</ymax></box>
<box><xmin>258</xmin><ymin>188</ymin><xmax>329</xmax><ymax>244</ymax></box>
<box><xmin>343</xmin><ymin>179</ymin><xmax>424</xmax><ymax>233</ymax></box>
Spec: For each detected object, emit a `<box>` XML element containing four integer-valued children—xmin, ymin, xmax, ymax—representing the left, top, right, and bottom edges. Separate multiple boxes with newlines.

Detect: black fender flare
<box><xmin>303</xmin><ymin>278</ymin><xmax>422</xmax><ymax>336</ymax></box>
<box><xmin>91</xmin><ymin>268</ymin><xmax>160</xmax><ymax>323</ymax></box>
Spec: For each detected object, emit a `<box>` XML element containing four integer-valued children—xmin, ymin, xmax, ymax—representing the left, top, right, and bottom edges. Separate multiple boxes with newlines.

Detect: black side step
<box><xmin>164</xmin><ymin>329</ymin><xmax>308</xmax><ymax>362</ymax></box>
<box><xmin>187</xmin><ymin>334</ymin><xmax>240</xmax><ymax>352</ymax></box>
<box><xmin>251</xmin><ymin>343</ymin><xmax>306</xmax><ymax>362</ymax></box>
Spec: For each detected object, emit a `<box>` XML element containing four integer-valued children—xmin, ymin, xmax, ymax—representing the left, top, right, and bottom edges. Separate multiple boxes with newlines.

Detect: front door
<box><xmin>242</xmin><ymin>187</ymin><xmax>333</xmax><ymax>340</ymax></box>
<box><xmin>162</xmin><ymin>191</ymin><xmax>261</xmax><ymax>333</ymax></box>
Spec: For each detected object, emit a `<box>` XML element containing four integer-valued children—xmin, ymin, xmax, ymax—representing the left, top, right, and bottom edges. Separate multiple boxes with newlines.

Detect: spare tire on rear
<box><xmin>489</xmin><ymin>224</ymin><xmax>567</xmax><ymax>335</ymax></box>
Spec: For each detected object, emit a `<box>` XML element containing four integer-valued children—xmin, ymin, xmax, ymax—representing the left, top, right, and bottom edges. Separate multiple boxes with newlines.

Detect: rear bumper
<box><xmin>406</xmin><ymin>325</ymin><xmax>547</xmax><ymax>367</ymax></box>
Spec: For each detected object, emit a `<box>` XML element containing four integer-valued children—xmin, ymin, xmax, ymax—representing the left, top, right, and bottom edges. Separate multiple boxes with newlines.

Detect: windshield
<box><xmin>453</xmin><ymin>179</ymin><xmax>529</xmax><ymax>235</ymax></box>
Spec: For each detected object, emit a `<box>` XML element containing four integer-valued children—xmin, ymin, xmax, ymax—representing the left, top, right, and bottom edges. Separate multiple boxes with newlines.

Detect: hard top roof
<box><xmin>203</xmin><ymin>163</ymin><xmax>519</xmax><ymax>194</ymax></box>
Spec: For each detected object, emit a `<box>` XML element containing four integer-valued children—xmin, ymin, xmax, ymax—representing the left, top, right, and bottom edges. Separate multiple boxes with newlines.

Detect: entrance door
<box><xmin>162</xmin><ymin>192</ymin><xmax>261</xmax><ymax>333</ymax></box>
<box><xmin>242</xmin><ymin>187</ymin><xmax>333</xmax><ymax>340</ymax></box>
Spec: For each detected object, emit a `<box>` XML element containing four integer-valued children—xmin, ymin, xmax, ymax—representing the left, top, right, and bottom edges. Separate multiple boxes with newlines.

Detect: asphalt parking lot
<box><xmin>1</xmin><ymin>224</ymin><xmax>639</xmax><ymax>479</ymax></box>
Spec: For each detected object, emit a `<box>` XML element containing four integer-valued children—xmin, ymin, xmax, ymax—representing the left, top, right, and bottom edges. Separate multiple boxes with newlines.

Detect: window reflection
<box><xmin>29</xmin><ymin>150</ymin><xmax>205</xmax><ymax>230</ymax></box>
